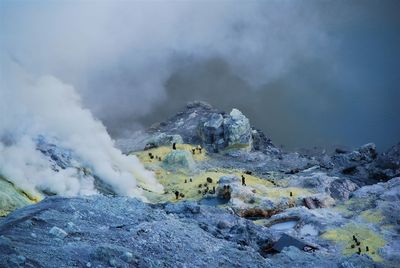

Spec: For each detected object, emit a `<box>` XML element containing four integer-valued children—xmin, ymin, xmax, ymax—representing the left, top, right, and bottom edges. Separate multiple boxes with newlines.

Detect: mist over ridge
<box><xmin>1</xmin><ymin>0</ymin><xmax>400</xmax><ymax>152</ymax></box>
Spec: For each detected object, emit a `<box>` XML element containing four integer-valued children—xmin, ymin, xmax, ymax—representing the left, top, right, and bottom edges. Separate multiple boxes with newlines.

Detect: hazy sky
<box><xmin>1</xmin><ymin>0</ymin><xmax>399</xmax><ymax>151</ymax></box>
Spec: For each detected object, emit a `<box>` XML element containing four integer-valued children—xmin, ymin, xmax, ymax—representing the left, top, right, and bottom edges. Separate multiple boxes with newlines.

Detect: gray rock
<box><xmin>35</xmin><ymin>135</ymin><xmax>73</xmax><ymax>169</ymax></box>
<box><xmin>145</xmin><ymin>133</ymin><xmax>184</xmax><ymax>149</ymax></box>
<box><xmin>223</xmin><ymin>109</ymin><xmax>253</xmax><ymax>151</ymax></box>
<box><xmin>331</xmin><ymin>143</ymin><xmax>377</xmax><ymax>169</ymax></box>
<box><xmin>162</xmin><ymin>150</ymin><xmax>195</xmax><ymax>171</ymax></box>
<box><xmin>329</xmin><ymin>178</ymin><xmax>359</xmax><ymax>201</ymax></box>
<box><xmin>0</xmin><ymin>196</ymin><xmax>271</xmax><ymax>267</ymax></box>
<box><xmin>198</xmin><ymin>113</ymin><xmax>225</xmax><ymax>152</ymax></box>
<box><xmin>49</xmin><ymin>226</ymin><xmax>68</xmax><ymax>239</ymax></box>
<box><xmin>376</xmin><ymin>143</ymin><xmax>400</xmax><ymax>169</ymax></box>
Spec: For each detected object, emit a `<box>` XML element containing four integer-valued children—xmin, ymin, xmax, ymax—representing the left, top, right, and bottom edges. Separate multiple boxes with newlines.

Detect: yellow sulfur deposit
<box><xmin>0</xmin><ymin>178</ymin><xmax>36</xmax><ymax>217</ymax></box>
<box><xmin>360</xmin><ymin>210</ymin><xmax>384</xmax><ymax>223</ymax></box>
<box><xmin>134</xmin><ymin>144</ymin><xmax>208</xmax><ymax>164</ymax></box>
<box><xmin>321</xmin><ymin>223</ymin><xmax>386</xmax><ymax>262</ymax></box>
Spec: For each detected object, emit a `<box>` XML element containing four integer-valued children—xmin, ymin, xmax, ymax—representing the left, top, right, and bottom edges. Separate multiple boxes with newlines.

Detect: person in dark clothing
<box><xmin>241</xmin><ymin>175</ymin><xmax>246</xmax><ymax>186</ymax></box>
<box><xmin>172</xmin><ymin>143</ymin><xmax>176</xmax><ymax>150</ymax></box>
<box><xmin>175</xmin><ymin>191</ymin><xmax>179</xmax><ymax>199</ymax></box>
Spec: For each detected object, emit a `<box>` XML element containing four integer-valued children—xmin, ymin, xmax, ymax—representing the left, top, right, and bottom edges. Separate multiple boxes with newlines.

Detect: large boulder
<box><xmin>198</xmin><ymin>108</ymin><xmax>253</xmax><ymax>152</ymax></box>
<box><xmin>329</xmin><ymin>178</ymin><xmax>359</xmax><ymax>201</ymax></box>
<box><xmin>223</xmin><ymin>109</ymin><xmax>253</xmax><ymax>151</ymax></box>
<box><xmin>161</xmin><ymin>150</ymin><xmax>195</xmax><ymax>171</ymax></box>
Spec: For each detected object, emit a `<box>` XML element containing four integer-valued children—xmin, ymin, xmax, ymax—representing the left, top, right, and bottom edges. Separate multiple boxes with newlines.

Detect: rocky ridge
<box><xmin>1</xmin><ymin>101</ymin><xmax>399</xmax><ymax>267</ymax></box>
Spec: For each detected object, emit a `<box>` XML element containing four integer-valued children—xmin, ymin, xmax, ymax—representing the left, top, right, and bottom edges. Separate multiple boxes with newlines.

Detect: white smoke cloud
<box><xmin>0</xmin><ymin>1</ymin><xmax>330</xmax><ymax>135</ymax></box>
<box><xmin>0</xmin><ymin>62</ymin><xmax>163</xmax><ymax>199</ymax></box>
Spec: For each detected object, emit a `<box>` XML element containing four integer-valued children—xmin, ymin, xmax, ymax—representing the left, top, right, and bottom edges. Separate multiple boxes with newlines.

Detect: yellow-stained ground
<box><xmin>0</xmin><ymin>178</ymin><xmax>42</xmax><ymax>217</ymax></box>
<box><xmin>134</xmin><ymin>144</ymin><xmax>208</xmax><ymax>165</ymax></box>
<box><xmin>360</xmin><ymin>210</ymin><xmax>384</xmax><ymax>223</ymax></box>
<box><xmin>321</xmin><ymin>223</ymin><xmax>386</xmax><ymax>262</ymax></box>
<box><xmin>133</xmin><ymin>144</ymin><xmax>315</xmax><ymax>204</ymax></box>
<box><xmin>334</xmin><ymin>197</ymin><xmax>376</xmax><ymax>218</ymax></box>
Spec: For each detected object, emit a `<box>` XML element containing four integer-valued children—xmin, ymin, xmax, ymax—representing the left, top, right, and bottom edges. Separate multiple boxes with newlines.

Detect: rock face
<box><xmin>315</xmin><ymin>142</ymin><xmax>400</xmax><ymax>185</ymax></box>
<box><xmin>223</xmin><ymin>109</ymin><xmax>253</xmax><ymax>150</ymax></box>
<box><xmin>119</xmin><ymin>101</ymin><xmax>277</xmax><ymax>154</ymax></box>
<box><xmin>369</xmin><ymin>143</ymin><xmax>400</xmax><ymax>181</ymax></box>
<box><xmin>36</xmin><ymin>135</ymin><xmax>74</xmax><ymax>170</ymax></box>
<box><xmin>377</xmin><ymin>143</ymin><xmax>400</xmax><ymax>169</ymax></box>
<box><xmin>330</xmin><ymin>143</ymin><xmax>378</xmax><ymax>171</ymax></box>
<box><xmin>0</xmin><ymin>196</ymin><xmax>270</xmax><ymax>268</ymax></box>
<box><xmin>198</xmin><ymin>113</ymin><xmax>225</xmax><ymax>152</ymax></box>
<box><xmin>144</xmin><ymin>133</ymin><xmax>183</xmax><ymax>150</ymax></box>
<box><xmin>198</xmin><ymin>108</ymin><xmax>253</xmax><ymax>152</ymax></box>
<box><xmin>0</xmin><ymin>196</ymin><xmax>378</xmax><ymax>268</ymax></box>
<box><xmin>329</xmin><ymin>178</ymin><xmax>359</xmax><ymax>201</ymax></box>
<box><xmin>146</xmin><ymin>101</ymin><xmax>219</xmax><ymax>146</ymax></box>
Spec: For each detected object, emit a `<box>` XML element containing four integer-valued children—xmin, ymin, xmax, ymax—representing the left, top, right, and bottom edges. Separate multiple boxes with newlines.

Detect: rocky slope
<box><xmin>1</xmin><ymin>101</ymin><xmax>399</xmax><ymax>267</ymax></box>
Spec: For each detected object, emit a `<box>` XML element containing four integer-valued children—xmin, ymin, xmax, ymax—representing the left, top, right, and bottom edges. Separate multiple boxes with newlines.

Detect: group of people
<box><xmin>171</xmin><ymin>142</ymin><xmax>203</xmax><ymax>155</ymax></box>
<box><xmin>174</xmin><ymin>176</ymin><xmax>217</xmax><ymax>200</ymax></box>
<box><xmin>173</xmin><ymin>173</ymin><xmax>251</xmax><ymax>201</ymax></box>
<box><xmin>351</xmin><ymin>235</ymin><xmax>369</xmax><ymax>255</ymax></box>
<box><xmin>148</xmin><ymin>152</ymin><xmax>162</xmax><ymax>161</ymax></box>
<box><xmin>191</xmin><ymin>145</ymin><xmax>202</xmax><ymax>155</ymax></box>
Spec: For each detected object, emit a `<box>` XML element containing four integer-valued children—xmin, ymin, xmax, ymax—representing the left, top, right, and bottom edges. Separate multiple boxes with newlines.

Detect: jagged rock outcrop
<box><xmin>330</xmin><ymin>143</ymin><xmax>378</xmax><ymax>171</ymax></box>
<box><xmin>329</xmin><ymin>178</ymin><xmax>359</xmax><ymax>201</ymax></box>
<box><xmin>222</xmin><ymin>109</ymin><xmax>253</xmax><ymax>150</ymax></box>
<box><xmin>376</xmin><ymin>143</ymin><xmax>400</xmax><ymax>170</ymax></box>
<box><xmin>368</xmin><ymin>143</ymin><xmax>400</xmax><ymax>182</ymax></box>
<box><xmin>320</xmin><ymin>142</ymin><xmax>400</xmax><ymax>185</ymax></box>
<box><xmin>198</xmin><ymin>113</ymin><xmax>225</xmax><ymax>152</ymax></box>
<box><xmin>198</xmin><ymin>108</ymin><xmax>253</xmax><ymax>152</ymax></box>
<box><xmin>120</xmin><ymin>101</ymin><xmax>278</xmax><ymax>154</ymax></box>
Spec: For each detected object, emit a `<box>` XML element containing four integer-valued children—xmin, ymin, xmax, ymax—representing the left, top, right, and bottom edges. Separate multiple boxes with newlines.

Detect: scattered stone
<box><xmin>329</xmin><ymin>179</ymin><xmax>358</xmax><ymax>201</ymax></box>
<box><xmin>49</xmin><ymin>226</ymin><xmax>68</xmax><ymax>239</ymax></box>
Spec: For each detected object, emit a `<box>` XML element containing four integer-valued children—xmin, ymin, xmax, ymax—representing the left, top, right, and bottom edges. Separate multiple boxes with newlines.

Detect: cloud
<box><xmin>1</xmin><ymin>0</ymin><xmax>399</xmax><ymax>153</ymax></box>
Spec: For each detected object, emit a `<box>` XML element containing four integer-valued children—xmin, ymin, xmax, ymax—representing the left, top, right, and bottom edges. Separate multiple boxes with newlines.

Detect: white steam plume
<box><xmin>0</xmin><ymin>62</ymin><xmax>163</xmax><ymax>199</ymax></box>
<box><xmin>0</xmin><ymin>1</ymin><xmax>330</xmax><ymax>136</ymax></box>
